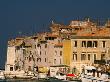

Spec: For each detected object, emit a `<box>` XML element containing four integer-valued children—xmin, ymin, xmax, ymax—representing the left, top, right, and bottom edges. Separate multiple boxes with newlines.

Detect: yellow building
<box><xmin>63</xmin><ymin>40</ymin><xmax>72</xmax><ymax>66</ymax></box>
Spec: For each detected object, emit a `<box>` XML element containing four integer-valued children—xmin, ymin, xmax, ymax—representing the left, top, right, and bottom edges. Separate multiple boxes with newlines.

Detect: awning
<box><xmin>85</xmin><ymin>66</ymin><xmax>96</xmax><ymax>70</ymax></box>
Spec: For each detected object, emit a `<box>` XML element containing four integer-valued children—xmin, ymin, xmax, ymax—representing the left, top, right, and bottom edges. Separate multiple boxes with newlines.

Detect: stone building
<box><xmin>5</xmin><ymin>38</ymin><xmax>24</xmax><ymax>71</ymax></box>
<box><xmin>5</xmin><ymin>18</ymin><xmax>110</xmax><ymax>74</ymax></box>
<box><xmin>53</xmin><ymin>43</ymin><xmax>63</xmax><ymax>65</ymax></box>
<box><xmin>61</xmin><ymin>19</ymin><xmax>110</xmax><ymax>73</ymax></box>
<box><xmin>71</xmin><ymin>36</ymin><xmax>110</xmax><ymax>73</ymax></box>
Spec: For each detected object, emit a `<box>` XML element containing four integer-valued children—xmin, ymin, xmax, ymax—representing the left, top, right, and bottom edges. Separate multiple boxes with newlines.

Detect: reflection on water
<box><xmin>0</xmin><ymin>79</ymin><xmax>41</xmax><ymax>82</ymax></box>
<box><xmin>0</xmin><ymin>79</ymin><xmax>65</xmax><ymax>82</ymax></box>
<box><xmin>0</xmin><ymin>79</ymin><xmax>80</xmax><ymax>82</ymax></box>
<box><xmin>0</xmin><ymin>79</ymin><xmax>61</xmax><ymax>82</ymax></box>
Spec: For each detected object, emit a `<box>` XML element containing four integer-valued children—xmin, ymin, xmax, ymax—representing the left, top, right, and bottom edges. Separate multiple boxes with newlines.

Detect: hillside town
<box><xmin>1</xmin><ymin>18</ymin><xmax>110</xmax><ymax>81</ymax></box>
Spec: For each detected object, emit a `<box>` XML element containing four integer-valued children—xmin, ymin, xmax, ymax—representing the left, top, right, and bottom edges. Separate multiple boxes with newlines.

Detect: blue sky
<box><xmin>0</xmin><ymin>0</ymin><xmax>110</xmax><ymax>69</ymax></box>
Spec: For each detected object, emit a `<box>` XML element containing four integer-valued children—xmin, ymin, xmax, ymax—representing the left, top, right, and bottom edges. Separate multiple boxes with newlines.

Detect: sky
<box><xmin>0</xmin><ymin>0</ymin><xmax>110</xmax><ymax>69</ymax></box>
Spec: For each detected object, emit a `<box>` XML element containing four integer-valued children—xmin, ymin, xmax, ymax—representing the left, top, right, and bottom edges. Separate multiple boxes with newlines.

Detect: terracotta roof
<box><xmin>8</xmin><ymin>39</ymin><xmax>24</xmax><ymax>46</ymax></box>
<box><xmin>54</xmin><ymin>43</ymin><xmax>63</xmax><ymax>47</ymax></box>
<box><xmin>14</xmin><ymin>40</ymin><xmax>23</xmax><ymax>46</ymax></box>
<box><xmin>24</xmin><ymin>39</ymin><xmax>34</xmax><ymax>47</ymax></box>
<box><xmin>46</xmin><ymin>34</ymin><xmax>58</xmax><ymax>37</ymax></box>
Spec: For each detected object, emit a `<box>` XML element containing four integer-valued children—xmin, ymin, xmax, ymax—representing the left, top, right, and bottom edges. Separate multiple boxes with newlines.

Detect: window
<box><xmin>28</xmin><ymin>66</ymin><xmax>32</xmax><ymax>71</ymax></box>
<box><xmin>37</xmin><ymin>58</ymin><xmax>41</xmax><ymax>62</ymax></box>
<box><xmin>23</xmin><ymin>49</ymin><xmax>26</xmax><ymax>54</ymax></box>
<box><xmin>55</xmin><ymin>51</ymin><xmax>57</xmax><ymax>55</ymax></box>
<box><xmin>40</xmin><ymin>51</ymin><xmax>41</xmax><ymax>55</ymax></box>
<box><xmin>37</xmin><ymin>58</ymin><xmax>39</xmax><ymax>62</ymax></box>
<box><xmin>15</xmin><ymin>66</ymin><xmax>18</xmax><ymax>71</ymax></box>
<box><xmin>45</xmin><ymin>44</ymin><xmax>47</xmax><ymax>48</ymax></box>
<box><xmin>35</xmin><ymin>45</ymin><xmax>36</xmax><ymax>49</ymax></box>
<box><xmin>10</xmin><ymin>67</ymin><xmax>13</xmax><ymax>71</ymax></box>
<box><xmin>101</xmin><ymin>54</ymin><xmax>105</xmax><ymax>60</ymax></box>
<box><xmin>29</xmin><ymin>57</ymin><xmax>32</xmax><ymax>62</ymax></box>
<box><xmin>30</xmin><ymin>51</ymin><xmax>32</xmax><ymax>55</ymax></box>
<box><xmin>81</xmin><ymin>54</ymin><xmax>86</xmax><ymax>60</ymax></box>
<box><xmin>73</xmin><ymin>54</ymin><xmax>77</xmax><ymax>61</ymax></box>
<box><xmin>45</xmin><ymin>51</ymin><xmax>46</xmax><ymax>55</ymax></box>
<box><xmin>102</xmin><ymin>41</ymin><xmax>106</xmax><ymax>48</ymax></box>
<box><xmin>82</xmin><ymin>41</ymin><xmax>86</xmax><ymax>47</ymax></box>
<box><xmin>88</xmin><ymin>54</ymin><xmax>90</xmax><ymax>60</ymax></box>
<box><xmin>60</xmin><ymin>51</ymin><xmax>62</xmax><ymax>56</ymax></box>
<box><xmin>54</xmin><ymin>59</ymin><xmax>56</xmax><ymax>64</ymax></box>
<box><xmin>93</xmin><ymin>41</ymin><xmax>97</xmax><ymax>48</ymax></box>
<box><xmin>94</xmin><ymin>54</ymin><xmax>96</xmax><ymax>60</ymax></box>
<box><xmin>39</xmin><ymin>58</ymin><xmax>41</xmax><ymax>62</ymax></box>
<box><xmin>37</xmin><ymin>44</ymin><xmax>40</xmax><ymax>47</ymax></box>
<box><xmin>45</xmin><ymin>58</ymin><xmax>46</xmax><ymax>62</ymax></box>
<box><xmin>74</xmin><ymin>41</ymin><xmax>77</xmax><ymax>47</ymax></box>
<box><xmin>87</xmin><ymin>41</ymin><xmax>92</xmax><ymax>47</ymax></box>
<box><xmin>60</xmin><ymin>58</ymin><xmax>62</xmax><ymax>64</ymax></box>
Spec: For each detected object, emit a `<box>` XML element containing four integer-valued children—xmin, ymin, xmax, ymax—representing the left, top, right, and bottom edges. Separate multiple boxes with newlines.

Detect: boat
<box><xmin>0</xmin><ymin>70</ymin><xmax>5</xmax><ymax>80</ymax></box>
<box><xmin>66</xmin><ymin>73</ymin><xmax>81</xmax><ymax>82</ymax></box>
<box><xmin>4</xmin><ymin>70</ymin><xmax>38</xmax><ymax>79</ymax></box>
<box><xmin>38</xmin><ymin>73</ymin><xmax>47</xmax><ymax>79</ymax></box>
<box><xmin>81</xmin><ymin>73</ymin><xmax>110</xmax><ymax>82</ymax></box>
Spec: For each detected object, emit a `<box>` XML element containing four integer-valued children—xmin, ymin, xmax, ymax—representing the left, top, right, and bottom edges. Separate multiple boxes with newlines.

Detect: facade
<box><xmin>5</xmin><ymin>46</ymin><xmax>16</xmax><ymax>71</ymax></box>
<box><xmin>53</xmin><ymin>43</ymin><xmax>63</xmax><ymax>65</ymax></box>
<box><xmin>63</xmin><ymin>40</ymin><xmax>72</xmax><ymax>66</ymax></box>
<box><xmin>5</xmin><ymin>18</ymin><xmax>110</xmax><ymax>74</ymax></box>
<box><xmin>70</xmin><ymin>36</ymin><xmax>110</xmax><ymax>73</ymax></box>
<box><xmin>5</xmin><ymin>38</ymin><xmax>24</xmax><ymax>71</ymax></box>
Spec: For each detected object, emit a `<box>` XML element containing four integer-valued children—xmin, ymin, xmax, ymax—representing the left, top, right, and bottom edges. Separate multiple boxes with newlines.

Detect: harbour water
<box><xmin>0</xmin><ymin>79</ymin><xmax>60</xmax><ymax>82</ymax></box>
<box><xmin>0</xmin><ymin>79</ymin><xmax>41</xmax><ymax>82</ymax></box>
<box><xmin>0</xmin><ymin>79</ymin><xmax>80</xmax><ymax>82</ymax></box>
<box><xmin>0</xmin><ymin>79</ymin><xmax>47</xmax><ymax>82</ymax></box>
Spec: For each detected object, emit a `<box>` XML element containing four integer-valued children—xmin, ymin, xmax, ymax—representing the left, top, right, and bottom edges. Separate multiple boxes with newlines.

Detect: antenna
<box><xmin>87</xmin><ymin>17</ymin><xmax>90</xmax><ymax>22</ymax></box>
<box><xmin>50</xmin><ymin>17</ymin><xmax>55</xmax><ymax>24</ymax></box>
<box><xmin>52</xmin><ymin>20</ymin><xmax>54</xmax><ymax>24</ymax></box>
<box><xmin>106</xmin><ymin>18</ymin><xmax>110</xmax><ymax>27</ymax></box>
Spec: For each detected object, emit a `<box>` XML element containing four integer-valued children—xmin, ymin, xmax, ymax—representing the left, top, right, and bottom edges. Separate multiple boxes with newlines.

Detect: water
<box><xmin>0</xmin><ymin>79</ymin><xmax>41</xmax><ymax>82</ymax></box>
<box><xmin>0</xmin><ymin>78</ymin><xmax>81</xmax><ymax>82</ymax></box>
<box><xmin>0</xmin><ymin>79</ymin><xmax>67</xmax><ymax>82</ymax></box>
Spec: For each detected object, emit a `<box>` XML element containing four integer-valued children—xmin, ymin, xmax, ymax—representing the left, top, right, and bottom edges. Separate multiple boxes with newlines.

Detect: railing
<box><xmin>94</xmin><ymin>60</ymin><xmax>106</xmax><ymax>65</ymax></box>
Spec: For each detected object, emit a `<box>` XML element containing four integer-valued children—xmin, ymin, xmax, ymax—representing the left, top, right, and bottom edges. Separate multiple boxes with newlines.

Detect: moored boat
<box><xmin>4</xmin><ymin>70</ymin><xmax>38</xmax><ymax>79</ymax></box>
<box><xmin>0</xmin><ymin>70</ymin><xmax>5</xmax><ymax>80</ymax></box>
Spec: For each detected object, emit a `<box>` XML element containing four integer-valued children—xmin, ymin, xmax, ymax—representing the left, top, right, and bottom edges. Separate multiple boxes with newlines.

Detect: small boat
<box><xmin>66</xmin><ymin>73</ymin><xmax>81</xmax><ymax>82</ymax></box>
<box><xmin>4</xmin><ymin>70</ymin><xmax>38</xmax><ymax>80</ymax></box>
<box><xmin>0</xmin><ymin>70</ymin><xmax>5</xmax><ymax>80</ymax></box>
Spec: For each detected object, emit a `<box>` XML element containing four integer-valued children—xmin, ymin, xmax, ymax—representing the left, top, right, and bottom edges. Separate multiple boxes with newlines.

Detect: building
<box><xmin>5</xmin><ymin>38</ymin><xmax>24</xmax><ymax>71</ymax></box>
<box><xmin>5</xmin><ymin>18</ymin><xmax>110</xmax><ymax>74</ymax></box>
<box><xmin>70</xmin><ymin>36</ymin><xmax>110</xmax><ymax>73</ymax></box>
